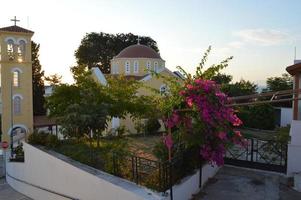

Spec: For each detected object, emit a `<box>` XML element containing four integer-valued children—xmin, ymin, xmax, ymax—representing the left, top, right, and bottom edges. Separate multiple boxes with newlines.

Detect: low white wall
<box><xmin>171</xmin><ymin>164</ymin><xmax>219</xmax><ymax>200</ymax></box>
<box><xmin>287</xmin><ymin>120</ymin><xmax>301</xmax><ymax>176</ymax></box>
<box><xmin>280</xmin><ymin>108</ymin><xmax>293</xmax><ymax>127</ymax></box>
<box><xmin>6</xmin><ymin>143</ymin><xmax>162</xmax><ymax>200</ymax></box>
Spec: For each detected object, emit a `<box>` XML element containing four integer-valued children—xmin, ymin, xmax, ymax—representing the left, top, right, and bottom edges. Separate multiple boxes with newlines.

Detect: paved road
<box><xmin>0</xmin><ymin>155</ymin><xmax>32</xmax><ymax>200</ymax></box>
<box><xmin>194</xmin><ymin>166</ymin><xmax>301</xmax><ymax>200</ymax></box>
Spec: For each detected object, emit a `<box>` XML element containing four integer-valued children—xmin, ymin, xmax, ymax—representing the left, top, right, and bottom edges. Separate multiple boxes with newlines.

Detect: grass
<box><xmin>238</xmin><ymin>126</ymin><xmax>290</xmax><ymax>142</ymax></box>
<box><xmin>127</xmin><ymin>134</ymin><xmax>162</xmax><ymax>160</ymax></box>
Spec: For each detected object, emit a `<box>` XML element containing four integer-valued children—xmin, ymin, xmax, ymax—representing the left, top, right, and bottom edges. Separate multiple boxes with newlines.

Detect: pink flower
<box><xmin>187</xmin><ymin>84</ymin><xmax>194</xmax><ymax>90</ymax></box>
<box><xmin>179</xmin><ymin>90</ymin><xmax>186</xmax><ymax>96</ymax></box>
<box><xmin>195</xmin><ymin>79</ymin><xmax>203</xmax><ymax>84</ymax></box>
<box><xmin>234</xmin><ymin>130</ymin><xmax>242</xmax><ymax>137</ymax></box>
<box><xmin>163</xmin><ymin>134</ymin><xmax>173</xmax><ymax>150</ymax></box>
<box><xmin>164</xmin><ymin>111</ymin><xmax>181</xmax><ymax>128</ymax></box>
<box><xmin>218</xmin><ymin>132</ymin><xmax>227</xmax><ymax>140</ymax></box>
<box><xmin>186</xmin><ymin>97</ymin><xmax>194</xmax><ymax>107</ymax></box>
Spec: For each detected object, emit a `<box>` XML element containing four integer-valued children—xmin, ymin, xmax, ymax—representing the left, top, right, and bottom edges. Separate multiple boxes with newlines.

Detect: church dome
<box><xmin>115</xmin><ymin>44</ymin><xmax>162</xmax><ymax>59</ymax></box>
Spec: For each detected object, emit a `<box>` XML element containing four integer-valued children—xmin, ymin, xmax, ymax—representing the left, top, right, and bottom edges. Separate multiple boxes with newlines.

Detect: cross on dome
<box><xmin>137</xmin><ymin>36</ymin><xmax>141</xmax><ymax>45</ymax></box>
<box><xmin>11</xmin><ymin>16</ymin><xmax>20</xmax><ymax>26</ymax></box>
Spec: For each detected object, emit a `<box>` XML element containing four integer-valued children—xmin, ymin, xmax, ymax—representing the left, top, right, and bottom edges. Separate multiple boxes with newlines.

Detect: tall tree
<box><xmin>222</xmin><ymin>79</ymin><xmax>258</xmax><ymax>97</ymax></box>
<box><xmin>32</xmin><ymin>41</ymin><xmax>46</xmax><ymax>116</ymax></box>
<box><xmin>264</xmin><ymin>73</ymin><xmax>293</xmax><ymax>92</ymax></box>
<box><xmin>75</xmin><ymin>32</ymin><xmax>159</xmax><ymax>73</ymax></box>
<box><xmin>263</xmin><ymin>73</ymin><xmax>293</xmax><ymax>107</ymax></box>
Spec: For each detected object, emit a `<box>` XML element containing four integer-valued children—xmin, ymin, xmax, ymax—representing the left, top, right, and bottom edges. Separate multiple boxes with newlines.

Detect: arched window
<box><xmin>146</xmin><ymin>60</ymin><xmax>151</xmax><ymax>71</ymax></box>
<box><xmin>134</xmin><ymin>61</ymin><xmax>139</xmax><ymax>73</ymax></box>
<box><xmin>13</xmin><ymin>70</ymin><xmax>20</xmax><ymax>87</ymax></box>
<box><xmin>160</xmin><ymin>84</ymin><xmax>167</xmax><ymax>95</ymax></box>
<box><xmin>7</xmin><ymin>39</ymin><xmax>14</xmax><ymax>60</ymax></box>
<box><xmin>17</xmin><ymin>40</ymin><xmax>26</xmax><ymax>62</ymax></box>
<box><xmin>125</xmin><ymin>61</ymin><xmax>130</xmax><ymax>74</ymax></box>
<box><xmin>154</xmin><ymin>62</ymin><xmax>159</xmax><ymax>72</ymax></box>
<box><xmin>13</xmin><ymin>96</ymin><xmax>22</xmax><ymax>115</ymax></box>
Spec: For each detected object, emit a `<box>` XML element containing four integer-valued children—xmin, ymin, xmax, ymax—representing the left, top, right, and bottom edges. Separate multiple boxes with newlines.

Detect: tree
<box><xmin>46</xmin><ymin>66</ymin><xmax>154</xmax><ymax>141</ymax></box>
<box><xmin>264</xmin><ymin>73</ymin><xmax>293</xmax><ymax>92</ymax></box>
<box><xmin>44</xmin><ymin>74</ymin><xmax>62</xmax><ymax>86</ymax></box>
<box><xmin>263</xmin><ymin>73</ymin><xmax>293</xmax><ymax>107</ymax></box>
<box><xmin>32</xmin><ymin>41</ymin><xmax>46</xmax><ymax>116</ymax></box>
<box><xmin>75</xmin><ymin>32</ymin><xmax>159</xmax><ymax>73</ymax></box>
<box><xmin>222</xmin><ymin>79</ymin><xmax>258</xmax><ymax>97</ymax></box>
<box><xmin>211</xmin><ymin>73</ymin><xmax>233</xmax><ymax>85</ymax></box>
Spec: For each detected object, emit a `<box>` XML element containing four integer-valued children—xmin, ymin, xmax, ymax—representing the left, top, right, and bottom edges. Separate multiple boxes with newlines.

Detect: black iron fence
<box><xmin>225</xmin><ymin>137</ymin><xmax>287</xmax><ymax>173</ymax></box>
<box><xmin>105</xmin><ymin>147</ymin><xmax>201</xmax><ymax>193</ymax></box>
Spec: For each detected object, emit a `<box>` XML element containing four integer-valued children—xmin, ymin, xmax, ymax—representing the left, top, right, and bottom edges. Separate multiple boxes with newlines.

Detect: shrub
<box><xmin>28</xmin><ymin>131</ymin><xmax>48</xmax><ymax>145</ymax></box>
<box><xmin>275</xmin><ymin>126</ymin><xmax>290</xmax><ymax>143</ymax></box>
<box><xmin>145</xmin><ymin>118</ymin><xmax>161</xmax><ymax>135</ymax></box>
<box><xmin>116</xmin><ymin>125</ymin><xmax>126</xmax><ymax>137</ymax></box>
<box><xmin>134</xmin><ymin>119</ymin><xmax>146</xmax><ymax>135</ymax></box>
<box><xmin>28</xmin><ymin>131</ymin><xmax>59</xmax><ymax>148</ymax></box>
<box><xmin>237</xmin><ymin>104</ymin><xmax>275</xmax><ymax>130</ymax></box>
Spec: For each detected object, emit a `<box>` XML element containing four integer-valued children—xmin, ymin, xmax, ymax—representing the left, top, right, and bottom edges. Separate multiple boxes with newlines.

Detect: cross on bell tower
<box><xmin>137</xmin><ymin>36</ymin><xmax>141</xmax><ymax>45</ymax></box>
<box><xmin>11</xmin><ymin>16</ymin><xmax>20</xmax><ymax>26</ymax></box>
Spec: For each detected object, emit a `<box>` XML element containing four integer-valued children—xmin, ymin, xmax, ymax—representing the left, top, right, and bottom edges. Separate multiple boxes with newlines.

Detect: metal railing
<box><xmin>105</xmin><ymin>146</ymin><xmax>201</xmax><ymax>193</ymax></box>
<box><xmin>225</xmin><ymin>137</ymin><xmax>287</xmax><ymax>173</ymax></box>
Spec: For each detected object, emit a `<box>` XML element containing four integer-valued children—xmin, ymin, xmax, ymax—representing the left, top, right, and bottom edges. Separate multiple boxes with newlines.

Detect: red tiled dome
<box><xmin>115</xmin><ymin>44</ymin><xmax>161</xmax><ymax>59</ymax></box>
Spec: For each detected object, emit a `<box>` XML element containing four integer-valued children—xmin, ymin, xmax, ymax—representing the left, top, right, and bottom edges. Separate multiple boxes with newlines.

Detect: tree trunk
<box><xmin>97</xmin><ymin>131</ymin><xmax>100</xmax><ymax>148</ymax></box>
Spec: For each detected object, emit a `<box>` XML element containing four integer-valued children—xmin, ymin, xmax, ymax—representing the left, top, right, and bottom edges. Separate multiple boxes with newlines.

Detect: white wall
<box><xmin>6</xmin><ymin>143</ymin><xmax>162</xmax><ymax>200</ymax></box>
<box><xmin>5</xmin><ymin>142</ymin><xmax>220</xmax><ymax>200</ymax></box>
<box><xmin>280</xmin><ymin>108</ymin><xmax>293</xmax><ymax>127</ymax></box>
<box><xmin>287</xmin><ymin>120</ymin><xmax>301</xmax><ymax>176</ymax></box>
<box><xmin>171</xmin><ymin>164</ymin><xmax>219</xmax><ymax>200</ymax></box>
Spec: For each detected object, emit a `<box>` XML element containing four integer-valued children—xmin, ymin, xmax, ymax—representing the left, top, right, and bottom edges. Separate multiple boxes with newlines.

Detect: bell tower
<box><xmin>0</xmin><ymin>17</ymin><xmax>34</xmax><ymax>143</ymax></box>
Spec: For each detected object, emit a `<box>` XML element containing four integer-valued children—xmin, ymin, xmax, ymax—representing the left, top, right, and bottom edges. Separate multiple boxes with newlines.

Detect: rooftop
<box><xmin>0</xmin><ymin>25</ymin><xmax>34</xmax><ymax>34</ymax></box>
<box><xmin>115</xmin><ymin>44</ymin><xmax>162</xmax><ymax>59</ymax></box>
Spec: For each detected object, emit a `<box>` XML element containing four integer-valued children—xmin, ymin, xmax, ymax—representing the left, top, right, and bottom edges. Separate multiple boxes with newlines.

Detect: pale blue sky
<box><xmin>1</xmin><ymin>0</ymin><xmax>300</xmax><ymax>86</ymax></box>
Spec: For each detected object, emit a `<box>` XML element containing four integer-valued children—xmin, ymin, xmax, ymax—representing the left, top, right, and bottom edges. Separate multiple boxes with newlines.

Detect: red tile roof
<box><xmin>0</xmin><ymin>25</ymin><xmax>34</xmax><ymax>34</ymax></box>
<box><xmin>34</xmin><ymin>116</ymin><xmax>57</xmax><ymax>127</ymax></box>
<box><xmin>286</xmin><ymin>63</ymin><xmax>301</xmax><ymax>76</ymax></box>
<box><xmin>115</xmin><ymin>44</ymin><xmax>161</xmax><ymax>59</ymax></box>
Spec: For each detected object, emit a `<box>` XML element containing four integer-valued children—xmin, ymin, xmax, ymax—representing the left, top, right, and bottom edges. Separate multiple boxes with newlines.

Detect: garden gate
<box><xmin>224</xmin><ymin>137</ymin><xmax>287</xmax><ymax>173</ymax></box>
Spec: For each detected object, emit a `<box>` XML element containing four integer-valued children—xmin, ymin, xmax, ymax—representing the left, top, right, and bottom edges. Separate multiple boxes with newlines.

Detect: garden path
<box><xmin>195</xmin><ymin>166</ymin><xmax>301</xmax><ymax>200</ymax></box>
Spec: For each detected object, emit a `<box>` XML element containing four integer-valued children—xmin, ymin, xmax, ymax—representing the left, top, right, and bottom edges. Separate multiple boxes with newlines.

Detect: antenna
<box><xmin>294</xmin><ymin>46</ymin><xmax>297</xmax><ymax>60</ymax></box>
<box><xmin>27</xmin><ymin>16</ymin><xmax>30</xmax><ymax>29</ymax></box>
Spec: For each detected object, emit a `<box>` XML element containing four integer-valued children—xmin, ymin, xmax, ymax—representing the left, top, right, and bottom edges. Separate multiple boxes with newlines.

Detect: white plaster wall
<box><xmin>171</xmin><ymin>164</ymin><xmax>219</xmax><ymax>200</ymax></box>
<box><xmin>6</xmin><ymin>143</ymin><xmax>162</xmax><ymax>200</ymax></box>
<box><xmin>287</xmin><ymin>120</ymin><xmax>301</xmax><ymax>176</ymax></box>
<box><xmin>280</xmin><ymin>108</ymin><xmax>293</xmax><ymax>127</ymax></box>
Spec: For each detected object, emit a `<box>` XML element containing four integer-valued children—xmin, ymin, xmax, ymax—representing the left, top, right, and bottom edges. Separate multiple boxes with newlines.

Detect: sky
<box><xmin>1</xmin><ymin>0</ymin><xmax>301</xmax><ymax>86</ymax></box>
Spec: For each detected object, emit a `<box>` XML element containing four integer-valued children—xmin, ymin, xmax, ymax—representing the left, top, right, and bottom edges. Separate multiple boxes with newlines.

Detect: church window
<box><xmin>13</xmin><ymin>96</ymin><xmax>22</xmax><ymax>115</ymax></box>
<box><xmin>13</xmin><ymin>70</ymin><xmax>20</xmax><ymax>87</ymax></box>
<box><xmin>154</xmin><ymin>62</ymin><xmax>159</xmax><ymax>72</ymax></box>
<box><xmin>160</xmin><ymin>84</ymin><xmax>167</xmax><ymax>95</ymax></box>
<box><xmin>7</xmin><ymin>39</ymin><xmax>14</xmax><ymax>60</ymax></box>
<box><xmin>146</xmin><ymin>60</ymin><xmax>151</xmax><ymax>71</ymax></box>
<box><xmin>134</xmin><ymin>61</ymin><xmax>139</xmax><ymax>73</ymax></box>
<box><xmin>125</xmin><ymin>61</ymin><xmax>130</xmax><ymax>74</ymax></box>
<box><xmin>17</xmin><ymin>40</ymin><xmax>26</xmax><ymax>62</ymax></box>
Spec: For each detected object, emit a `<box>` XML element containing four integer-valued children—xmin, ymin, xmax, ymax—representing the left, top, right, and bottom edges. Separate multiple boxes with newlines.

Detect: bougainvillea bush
<box><xmin>164</xmin><ymin>79</ymin><xmax>246</xmax><ymax>166</ymax></box>
<box><xmin>156</xmin><ymin>46</ymin><xmax>246</xmax><ymax>166</ymax></box>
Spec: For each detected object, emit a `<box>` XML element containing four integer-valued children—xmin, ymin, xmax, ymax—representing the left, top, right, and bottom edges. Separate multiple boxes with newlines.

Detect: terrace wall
<box><xmin>5</xmin><ymin>142</ymin><xmax>162</xmax><ymax>200</ymax></box>
<box><xmin>5</xmin><ymin>142</ymin><xmax>220</xmax><ymax>200</ymax></box>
